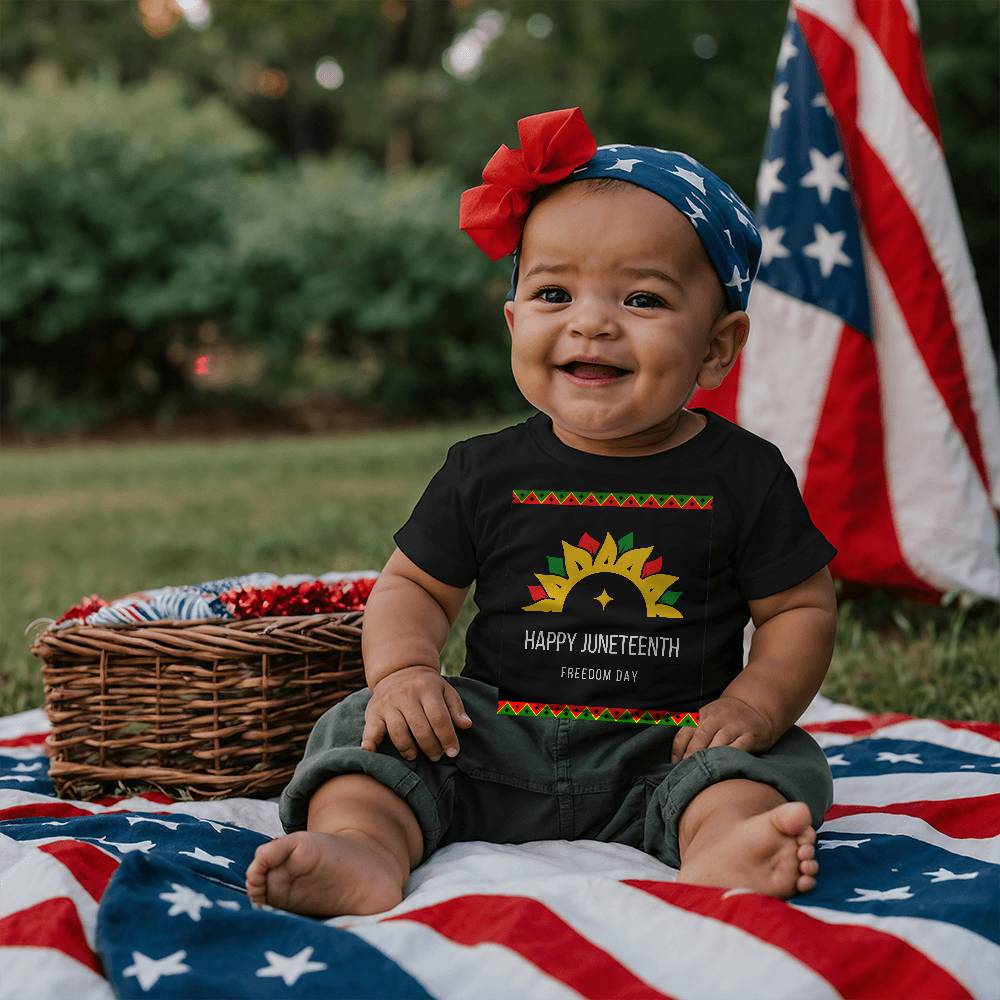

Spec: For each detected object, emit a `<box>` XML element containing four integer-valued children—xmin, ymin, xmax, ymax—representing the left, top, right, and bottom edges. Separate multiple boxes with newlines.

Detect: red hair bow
<box><xmin>459</xmin><ymin>107</ymin><xmax>598</xmax><ymax>260</ymax></box>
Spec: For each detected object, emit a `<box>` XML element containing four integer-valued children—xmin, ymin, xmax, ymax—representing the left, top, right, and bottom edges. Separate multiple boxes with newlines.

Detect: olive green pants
<box><xmin>279</xmin><ymin>674</ymin><xmax>834</xmax><ymax>869</ymax></box>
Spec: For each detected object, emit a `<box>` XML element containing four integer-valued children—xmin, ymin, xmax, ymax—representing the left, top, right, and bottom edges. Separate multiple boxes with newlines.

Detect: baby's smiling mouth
<box><xmin>557</xmin><ymin>360</ymin><xmax>632</xmax><ymax>380</ymax></box>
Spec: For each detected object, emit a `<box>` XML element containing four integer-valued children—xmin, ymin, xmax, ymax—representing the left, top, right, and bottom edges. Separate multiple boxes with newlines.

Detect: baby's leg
<box><xmin>246</xmin><ymin>773</ymin><xmax>424</xmax><ymax>918</ymax></box>
<box><xmin>675</xmin><ymin>779</ymin><xmax>819</xmax><ymax>898</ymax></box>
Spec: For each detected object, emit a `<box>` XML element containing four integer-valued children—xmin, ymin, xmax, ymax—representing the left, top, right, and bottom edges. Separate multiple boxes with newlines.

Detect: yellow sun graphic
<box><xmin>522</xmin><ymin>530</ymin><xmax>683</xmax><ymax>618</ymax></box>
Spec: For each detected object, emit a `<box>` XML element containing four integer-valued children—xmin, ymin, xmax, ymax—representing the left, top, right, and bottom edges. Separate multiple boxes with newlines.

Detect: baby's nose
<box><xmin>569</xmin><ymin>299</ymin><xmax>621</xmax><ymax>337</ymax></box>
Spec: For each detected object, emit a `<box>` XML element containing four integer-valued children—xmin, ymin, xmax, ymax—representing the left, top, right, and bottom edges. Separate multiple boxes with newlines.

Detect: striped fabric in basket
<box><xmin>37</xmin><ymin>570</ymin><xmax>381</xmax><ymax>632</ymax></box>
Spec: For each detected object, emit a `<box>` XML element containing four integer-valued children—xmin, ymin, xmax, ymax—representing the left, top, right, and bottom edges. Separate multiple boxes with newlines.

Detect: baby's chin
<box><xmin>543</xmin><ymin>403</ymin><xmax>648</xmax><ymax>440</ymax></box>
<box><xmin>538</xmin><ymin>389</ymin><xmax>695</xmax><ymax>442</ymax></box>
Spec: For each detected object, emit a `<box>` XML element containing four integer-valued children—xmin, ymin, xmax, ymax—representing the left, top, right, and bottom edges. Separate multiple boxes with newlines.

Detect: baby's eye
<box><xmin>532</xmin><ymin>287</ymin><xmax>569</xmax><ymax>304</ymax></box>
<box><xmin>626</xmin><ymin>292</ymin><xmax>665</xmax><ymax>309</ymax></box>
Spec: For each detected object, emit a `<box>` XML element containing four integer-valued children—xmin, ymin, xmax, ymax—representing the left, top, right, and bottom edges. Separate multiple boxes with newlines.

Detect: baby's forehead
<box><xmin>522</xmin><ymin>188</ymin><xmax>711</xmax><ymax>283</ymax></box>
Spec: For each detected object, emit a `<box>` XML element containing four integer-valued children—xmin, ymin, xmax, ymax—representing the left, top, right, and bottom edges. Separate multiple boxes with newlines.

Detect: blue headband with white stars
<box><xmin>506</xmin><ymin>144</ymin><xmax>763</xmax><ymax>313</ymax></box>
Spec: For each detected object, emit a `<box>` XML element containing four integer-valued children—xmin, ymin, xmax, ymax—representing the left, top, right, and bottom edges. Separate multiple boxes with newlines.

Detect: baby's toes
<box><xmin>798</xmin><ymin>843</ymin><xmax>815</xmax><ymax>861</ymax></box>
<box><xmin>796</xmin><ymin>872</ymin><xmax>817</xmax><ymax>894</ymax></box>
<box><xmin>246</xmin><ymin>864</ymin><xmax>266</xmax><ymax>904</ymax></box>
<box><xmin>799</xmin><ymin>858</ymin><xmax>819</xmax><ymax>877</ymax></box>
<box><xmin>245</xmin><ymin>840</ymin><xmax>289</xmax><ymax>902</ymax></box>
<box><xmin>796</xmin><ymin>826</ymin><xmax>816</xmax><ymax>847</ymax></box>
<box><xmin>245</xmin><ymin>855</ymin><xmax>270</xmax><ymax>902</ymax></box>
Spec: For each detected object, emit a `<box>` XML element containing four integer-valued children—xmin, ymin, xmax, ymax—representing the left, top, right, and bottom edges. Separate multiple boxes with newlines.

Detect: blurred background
<box><xmin>1</xmin><ymin>0</ymin><xmax>997</xmax><ymax>718</ymax></box>
<box><xmin>0</xmin><ymin>0</ymin><xmax>996</xmax><ymax>442</ymax></box>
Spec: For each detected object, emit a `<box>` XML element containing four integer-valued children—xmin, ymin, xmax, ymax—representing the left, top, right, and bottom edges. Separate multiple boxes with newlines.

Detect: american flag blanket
<box><xmin>2</xmin><ymin>696</ymin><xmax>997</xmax><ymax>1000</ymax></box>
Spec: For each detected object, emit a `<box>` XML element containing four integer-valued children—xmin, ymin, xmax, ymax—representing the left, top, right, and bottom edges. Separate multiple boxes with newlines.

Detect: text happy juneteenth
<box><xmin>523</xmin><ymin>629</ymin><xmax>680</xmax><ymax>658</ymax></box>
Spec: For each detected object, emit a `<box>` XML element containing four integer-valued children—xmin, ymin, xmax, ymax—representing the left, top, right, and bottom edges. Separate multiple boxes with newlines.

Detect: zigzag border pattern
<box><xmin>512</xmin><ymin>490</ymin><xmax>713</xmax><ymax>509</ymax></box>
<box><xmin>497</xmin><ymin>700</ymin><xmax>699</xmax><ymax>726</ymax></box>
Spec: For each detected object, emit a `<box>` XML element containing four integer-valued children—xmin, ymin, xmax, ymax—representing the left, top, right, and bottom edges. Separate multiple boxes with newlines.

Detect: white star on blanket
<box><xmin>256</xmin><ymin>946</ymin><xmax>328</xmax><ymax>986</ymax></box>
<box><xmin>160</xmin><ymin>882</ymin><xmax>214</xmax><ymax>920</ymax></box>
<box><xmin>123</xmin><ymin>949</ymin><xmax>191</xmax><ymax>991</ymax></box>
<box><xmin>877</xmin><ymin>751</ymin><xmax>924</xmax><ymax>765</ymax></box>
<box><xmin>847</xmin><ymin>886</ymin><xmax>915</xmax><ymax>902</ymax></box>
<box><xmin>178</xmin><ymin>845</ymin><xmax>236</xmax><ymax>868</ymax></box>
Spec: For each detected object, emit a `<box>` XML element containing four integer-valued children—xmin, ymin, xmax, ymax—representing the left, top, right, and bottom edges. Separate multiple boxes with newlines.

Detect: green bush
<box><xmin>1</xmin><ymin>68</ymin><xmax>525</xmax><ymax>435</ymax></box>
<box><xmin>229</xmin><ymin>156</ymin><xmax>521</xmax><ymax>418</ymax></box>
<box><xmin>0</xmin><ymin>66</ymin><xmax>267</xmax><ymax>435</ymax></box>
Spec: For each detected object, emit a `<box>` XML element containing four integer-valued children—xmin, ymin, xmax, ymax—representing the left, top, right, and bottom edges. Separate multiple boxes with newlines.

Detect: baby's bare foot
<box><xmin>677</xmin><ymin>800</ymin><xmax>819</xmax><ymax>898</ymax></box>
<box><xmin>245</xmin><ymin>830</ymin><xmax>405</xmax><ymax>918</ymax></box>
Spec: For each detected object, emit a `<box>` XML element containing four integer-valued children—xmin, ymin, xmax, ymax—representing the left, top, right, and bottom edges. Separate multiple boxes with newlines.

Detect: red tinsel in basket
<box><xmin>54</xmin><ymin>595</ymin><xmax>111</xmax><ymax>626</ymax></box>
<box><xmin>217</xmin><ymin>578</ymin><xmax>376</xmax><ymax>619</ymax></box>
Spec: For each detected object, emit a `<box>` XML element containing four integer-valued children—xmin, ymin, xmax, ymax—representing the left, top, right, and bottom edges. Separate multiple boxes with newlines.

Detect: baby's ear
<box><xmin>698</xmin><ymin>311</ymin><xmax>749</xmax><ymax>389</ymax></box>
<box><xmin>503</xmin><ymin>300</ymin><xmax>515</xmax><ymax>337</ymax></box>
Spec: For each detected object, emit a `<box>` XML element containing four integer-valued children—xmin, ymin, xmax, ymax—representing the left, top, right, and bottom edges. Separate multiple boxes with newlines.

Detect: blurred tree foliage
<box><xmin>0</xmin><ymin>0</ymin><xmax>995</xmax><ymax>435</ymax></box>
<box><xmin>0</xmin><ymin>68</ymin><xmax>520</xmax><ymax>432</ymax></box>
<box><xmin>228</xmin><ymin>157</ymin><xmax>519</xmax><ymax>416</ymax></box>
<box><xmin>0</xmin><ymin>69</ymin><xmax>266</xmax><ymax>434</ymax></box>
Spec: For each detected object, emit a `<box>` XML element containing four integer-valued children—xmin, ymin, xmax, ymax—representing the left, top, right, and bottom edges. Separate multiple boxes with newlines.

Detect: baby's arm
<box><xmin>359</xmin><ymin>547</ymin><xmax>474</xmax><ymax>760</ymax></box>
<box><xmin>672</xmin><ymin>566</ymin><xmax>837</xmax><ymax>762</ymax></box>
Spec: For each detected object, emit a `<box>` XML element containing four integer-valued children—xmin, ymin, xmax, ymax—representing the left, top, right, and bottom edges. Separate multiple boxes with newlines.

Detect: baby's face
<box><xmin>503</xmin><ymin>182</ymin><xmax>748</xmax><ymax>455</ymax></box>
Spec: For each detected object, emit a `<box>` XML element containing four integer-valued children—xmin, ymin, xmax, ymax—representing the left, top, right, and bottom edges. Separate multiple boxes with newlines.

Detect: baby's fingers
<box><xmin>442</xmin><ymin>685</ymin><xmax>473</xmax><ymax>731</ymax></box>
<box><xmin>727</xmin><ymin>732</ymin><xmax>759</xmax><ymax>753</ymax></box>
<box><xmin>671</xmin><ymin>726</ymin><xmax>696</xmax><ymax>763</ymax></box>
<box><xmin>360</xmin><ymin>712</ymin><xmax>386</xmax><ymax>752</ymax></box>
<box><xmin>383</xmin><ymin>707</ymin><xmax>424</xmax><ymax>760</ymax></box>
<box><xmin>675</xmin><ymin>721</ymin><xmax>719</xmax><ymax>761</ymax></box>
<box><xmin>423</xmin><ymin>694</ymin><xmax>465</xmax><ymax>759</ymax></box>
<box><xmin>706</xmin><ymin>727</ymin><xmax>742</xmax><ymax>751</ymax></box>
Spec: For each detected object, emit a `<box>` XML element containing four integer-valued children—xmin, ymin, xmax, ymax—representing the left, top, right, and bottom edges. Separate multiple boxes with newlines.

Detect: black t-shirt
<box><xmin>392</xmin><ymin>407</ymin><xmax>837</xmax><ymax>729</ymax></box>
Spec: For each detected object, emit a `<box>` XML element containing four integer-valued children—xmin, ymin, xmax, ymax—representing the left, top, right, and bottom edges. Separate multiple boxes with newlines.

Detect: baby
<box><xmin>246</xmin><ymin>107</ymin><xmax>838</xmax><ymax>918</ymax></box>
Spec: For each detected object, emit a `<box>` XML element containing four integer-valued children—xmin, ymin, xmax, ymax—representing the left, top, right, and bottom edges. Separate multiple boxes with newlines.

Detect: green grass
<box><xmin>2</xmin><ymin>416</ymin><xmax>997</xmax><ymax>722</ymax></box>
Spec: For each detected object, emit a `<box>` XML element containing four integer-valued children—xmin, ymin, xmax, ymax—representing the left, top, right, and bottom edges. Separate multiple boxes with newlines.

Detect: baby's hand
<box><xmin>360</xmin><ymin>664</ymin><xmax>473</xmax><ymax>762</ymax></box>
<box><xmin>670</xmin><ymin>695</ymin><xmax>775</xmax><ymax>763</ymax></box>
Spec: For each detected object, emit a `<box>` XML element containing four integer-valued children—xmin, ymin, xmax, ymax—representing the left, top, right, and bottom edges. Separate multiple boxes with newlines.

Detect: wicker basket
<box><xmin>29</xmin><ymin>612</ymin><xmax>366</xmax><ymax>802</ymax></box>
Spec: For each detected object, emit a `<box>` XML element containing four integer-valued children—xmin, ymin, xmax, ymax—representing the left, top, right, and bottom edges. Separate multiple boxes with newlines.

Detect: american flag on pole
<box><xmin>2</xmin><ymin>701</ymin><xmax>998</xmax><ymax>999</ymax></box>
<box><xmin>689</xmin><ymin>0</ymin><xmax>1000</xmax><ymax>604</ymax></box>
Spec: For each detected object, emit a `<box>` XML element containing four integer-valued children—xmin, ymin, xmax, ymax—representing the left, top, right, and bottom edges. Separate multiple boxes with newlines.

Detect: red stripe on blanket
<box><xmin>39</xmin><ymin>841</ymin><xmax>120</xmax><ymax>902</ymax></box>
<box><xmin>93</xmin><ymin>791</ymin><xmax>175</xmax><ymax>805</ymax></box>
<box><xmin>0</xmin><ymin>897</ymin><xmax>105</xmax><ymax>976</ymax></box>
<box><xmin>825</xmin><ymin>793</ymin><xmax>1000</xmax><ymax>839</ymax></box>
<box><xmin>0</xmin><ymin>802</ymin><xmax>93</xmax><ymax>821</ymax></box>
<box><xmin>936</xmin><ymin>719</ymin><xmax>1000</xmax><ymax>741</ymax></box>
<box><xmin>0</xmin><ymin>732</ymin><xmax>49</xmax><ymax>747</ymax></box>
<box><xmin>0</xmin><ymin>802</ymin><xmax>176</xmax><ymax>822</ymax></box>
<box><xmin>385</xmin><ymin>893</ymin><xmax>673</xmax><ymax>999</ymax></box>
<box><xmin>624</xmin><ymin>881</ymin><xmax>971</xmax><ymax>1000</ymax></box>
<box><xmin>802</xmin><ymin>713</ymin><xmax>914</xmax><ymax>737</ymax></box>
<box><xmin>803</xmin><ymin>713</ymin><xmax>1000</xmax><ymax>744</ymax></box>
